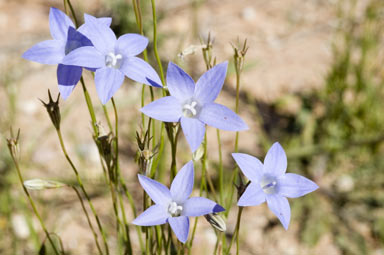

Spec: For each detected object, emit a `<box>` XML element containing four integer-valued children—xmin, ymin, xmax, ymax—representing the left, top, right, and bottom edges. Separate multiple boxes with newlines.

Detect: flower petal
<box><xmin>168</xmin><ymin>216</ymin><xmax>189</xmax><ymax>243</ymax></box>
<box><xmin>95</xmin><ymin>67</ymin><xmax>125</xmax><ymax>104</ymax></box>
<box><xmin>278</xmin><ymin>173</ymin><xmax>318</xmax><ymax>198</ymax></box>
<box><xmin>77</xmin><ymin>16</ymin><xmax>112</xmax><ymax>34</ymax></box>
<box><xmin>22</xmin><ymin>40</ymin><xmax>65</xmax><ymax>65</ymax></box>
<box><xmin>170</xmin><ymin>161</ymin><xmax>194</xmax><ymax>203</ymax></box>
<box><xmin>194</xmin><ymin>61</ymin><xmax>227</xmax><ymax>104</ymax></box>
<box><xmin>116</xmin><ymin>34</ymin><xmax>148</xmax><ymax>57</ymax></box>
<box><xmin>65</xmin><ymin>27</ymin><xmax>92</xmax><ymax>54</ymax></box>
<box><xmin>198</xmin><ymin>103</ymin><xmax>248</xmax><ymax>131</ymax></box>
<box><xmin>49</xmin><ymin>7</ymin><xmax>74</xmax><ymax>40</ymax></box>
<box><xmin>166</xmin><ymin>62</ymin><xmax>195</xmax><ymax>101</ymax></box>
<box><xmin>120</xmin><ymin>56</ymin><xmax>162</xmax><ymax>87</ymax></box>
<box><xmin>140</xmin><ymin>96</ymin><xmax>182</xmax><ymax>122</ymax></box>
<box><xmin>132</xmin><ymin>204</ymin><xmax>169</xmax><ymax>226</ymax></box>
<box><xmin>183</xmin><ymin>197</ymin><xmax>225</xmax><ymax>217</ymax></box>
<box><xmin>62</xmin><ymin>46</ymin><xmax>104</xmax><ymax>68</ymax></box>
<box><xmin>232</xmin><ymin>153</ymin><xmax>263</xmax><ymax>182</ymax></box>
<box><xmin>58</xmin><ymin>85</ymin><xmax>76</xmax><ymax>100</ymax></box>
<box><xmin>80</xmin><ymin>14</ymin><xmax>116</xmax><ymax>54</ymax></box>
<box><xmin>97</xmin><ymin>17</ymin><xmax>112</xmax><ymax>27</ymax></box>
<box><xmin>266</xmin><ymin>195</ymin><xmax>291</xmax><ymax>230</ymax></box>
<box><xmin>237</xmin><ymin>183</ymin><xmax>266</xmax><ymax>206</ymax></box>
<box><xmin>263</xmin><ymin>142</ymin><xmax>287</xmax><ymax>177</ymax></box>
<box><xmin>57</xmin><ymin>64</ymin><xmax>82</xmax><ymax>99</ymax></box>
<box><xmin>138</xmin><ymin>174</ymin><xmax>172</xmax><ymax>206</ymax></box>
<box><xmin>180</xmin><ymin>117</ymin><xmax>205</xmax><ymax>153</ymax></box>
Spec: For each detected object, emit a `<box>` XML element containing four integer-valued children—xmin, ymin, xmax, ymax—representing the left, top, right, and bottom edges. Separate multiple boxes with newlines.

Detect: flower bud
<box><xmin>40</xmin><ymin>90</ymin><xmax>61</xmax><ymax>130</ymax></box>
<box><xmin>24</xmin><ymin>179</ymin><xmax>66</xmax><ymax>190</ymax></box>
<box><xmin>192</xmin><ymin>144</ymin><xmax>204</xmax><ymax>161</ymax></box>
<box><xmin>7</xmin><ymin>128</ymin><xmax>20</xmax><ymax>160</ymax></box>
<box><xmin>232</xmin><ymin>38</ymin><xmax>249</xmax><ymax>72</ymax></box>
<box><xmin>135</xmin><ymin>128</ymin><xmax>159</xmax><ymax>176</ymax></box>
<box><xmin>95</xmin><ymin>131</ymin><xmax>114</xmax><ymax>169</ymax></box>
<box><xmin>204</xmin><ymin>213</ymin><xmax>227</xmax><ymax>232</ymax></box>
<box><xmin>177</xmin><ymin>44</ymin><xmax>206</xmax><ymax>60</ymax></box>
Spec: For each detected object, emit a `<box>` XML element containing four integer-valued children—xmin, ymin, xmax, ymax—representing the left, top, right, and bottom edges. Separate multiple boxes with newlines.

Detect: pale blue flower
<box><xmin>22</xmin><ymin>7</ymin><xmax>111</xmax><ymax>99</ymax></box>
<box><xmin>62</xmin><ymin>14</ymin><xmax>162</xmax><ymax>104</ymax></box>
<box><xmin>132</xmin><ymin>161</ymin><xmax>224</xmax><ymax>243</ymax></box>
<box><xmin>141</xmin><ymin>62</ymin><xmax>248</xmax><ymax>152</ymax></box>
<box><xmin>233</xmin><ymin>142</ymin><xmax>318</xmax><ymax>229</ymax></box>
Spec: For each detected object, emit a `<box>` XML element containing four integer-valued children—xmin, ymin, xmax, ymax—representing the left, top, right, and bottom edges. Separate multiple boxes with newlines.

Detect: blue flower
<box><xmin>22</xmin><ymin>7</ymin><xmax>111</xmax><ymax>99</ymax></box>
<box><xmin>132</xmin><ymin>161</ymin><xmax>225</xmax><ymax>243</ymax></box>
<box><xmin>141</xmin><ymin>62</ymin><xmax>248</xmax><ymax>152</ymax></box>
<box><xmin>232</xmin><ymin>142</ymin><xmax>319</xmax><ymax>230</ymax></box>
<box><xmin>62</xmin><ymin>14</ymin><xmax>162</xmax><ymax>104</ymax></box>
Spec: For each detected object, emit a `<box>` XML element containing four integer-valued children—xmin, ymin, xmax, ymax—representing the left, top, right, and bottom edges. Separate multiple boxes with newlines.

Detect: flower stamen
<box><xmin>168</xmin><ymin>201</ymin><xmax>183</xmax><ymax>217</ymax></box>
<box><xmin>105</xmin><ymin>52</ymin><xmax>123</xmax><ymax>69</ymax></box>
<box><xmin>260</xmin><ymin>175</ymin><xmax>278</xmax><ymax>195</ymax></box>
<box><xmin>182</xmin><ymin>101</ymin><xmax>198</xmax><ymax>118</ymax></box>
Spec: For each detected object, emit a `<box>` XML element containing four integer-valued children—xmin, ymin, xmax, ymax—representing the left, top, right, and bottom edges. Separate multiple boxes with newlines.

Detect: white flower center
<box><xmin>105</xmin><ymin>52</ymin><xmax>123</xmax><ymax>69</ymax></box>
<box><xmin>182</xmin><ymin>100</ymin><xmax>200</xmax><ymax>118</ymax></box>
<box><xmin>260</xmin><ymin>175</ymin><xmax>278</xmax><ymax>195</ymax></box>
<box><xmin>168</xmin><ymin>201</ymin><xmax>183</xmax><ymax>217</ymax></box>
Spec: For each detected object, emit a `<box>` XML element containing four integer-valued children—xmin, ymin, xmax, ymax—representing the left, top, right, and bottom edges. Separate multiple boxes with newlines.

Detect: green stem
<box><xmin>9</xmin><ymin>154</ymin><xmax>60</xmax><ymax>255</ymax></box>
<box><xmin>155</xmin><ymin>225</ymin><xmax>162</xmax><ymax>255</ymax></box>
<box><xmin>56</xmin><ymin>129</ymin><xmax>109</xmax><ymax>254</ymax></box>
<box><xmin>71</xmin><ymin>186</ymin><xmax>103</xmax><ymax>255</ymax></box>
<box><xmin>217</xmin><ymin>129</ymin><xmax>224</xmax><ymax>204</ymax></box>
<box><xmin>234</xmin><ymin>62</ymin><xmax>241</xmax><ymax>152</ymax></box>
<box><xmin>102</xmin><ymin>105</ymin><xmax>113</xmax><ymax>133</ymax></box>
<box><xmin>111</xmin><ymin>97</ymin><xmax>134</xmax><ymax>252</ymax></box>
<box><xmin>80</xmin><ymin>78</ymin><xmax>98</xmax><ymax>135</ymax></box>
<box><xmin>188</xmin><ymin>134</ymin><xmax>208</xmax><ymax>252</ymax></box>
<box><xmin>148</xmin><ymin>0</ymin><xmax>168</xmax><ymax>180</ymax></box>
<box><xmin>227</xmin><ymin>207</ymin><xmax>243</xmax><ymax>254</ymax></box>
<box><xmin>150</xmin><ymin>0</ymin><xmax>165</xmax><ymax>85</ymax></box>
<box><xmin>65</xmin><ymin>0</ymin><xmax>79</xmax><ymax>27</ymax></box>
<box><xmin>169</xmin><ymin>125</ymin><xmax>181</xmax><ymax>179</ymax></box>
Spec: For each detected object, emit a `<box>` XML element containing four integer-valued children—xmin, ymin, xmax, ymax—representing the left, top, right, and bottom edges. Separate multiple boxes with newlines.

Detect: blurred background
<box><xmin>1</xmin><ymin>0</ymin><xmax>384</xmax><ymax>254</ymax></box>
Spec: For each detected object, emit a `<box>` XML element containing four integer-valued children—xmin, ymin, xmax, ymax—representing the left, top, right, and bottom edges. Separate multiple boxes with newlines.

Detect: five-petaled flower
<box><xmin>232</xmin><ymin>142</ymin><xmax>318</xmax><ymax>230</ymax></box>
<box><xmin>141</xmin><ymin>62</ymin><xmax>248</xmax><ymax>152</ymax></box>
<box><xmin>22</xmin><ymin>7</ymin><xmax>112</xmax><ymax>99</ymax></box>
<box><xmin>132</xmin><ymin>161</ymin><xmax>225</xmax><ymax>243</ymax></box>
<box><xmin>62</xmin><ymin>14</ymin><xmax>162</xmax><ymax>104</ymax></box>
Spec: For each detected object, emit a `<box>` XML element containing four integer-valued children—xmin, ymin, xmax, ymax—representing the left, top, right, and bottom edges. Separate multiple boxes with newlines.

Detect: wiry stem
<box><xmin>228</xmin><ymin>39</ymin><xmax>248</xmax><ymax>254</ymax></box>
<box><xmin>111</xmin><ymin>97</ymin><xmax>133</xmax><ymax>253</ymax></box>
<box><xmin>7</xmin><ymin>143</ymin><xmax>60</xmax><ymax>255</ymax></box>
<box><xmin>150</xmin><ymin>0</ymin><xmax>165</xmax><ymax>85</ymax></box>
<box><xmin>227</xmin><ymin>207</ymin><xmax>243</xmax><ymax>254</ymax></box>
<box><xmin>56</xmin><ymin>129</ymin><xmax>109</xmax><ymax>254</ymax></box>
<box><xmin>71</xmin><ymin>186</ymin><xmax>103</xmax><ymax>255</ymax></box>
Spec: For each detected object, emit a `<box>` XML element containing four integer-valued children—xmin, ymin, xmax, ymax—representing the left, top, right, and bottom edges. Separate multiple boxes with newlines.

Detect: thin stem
<box><xmin>213</xmin><ymin>232</ymin><xmax>221</xmax><ymax>255</ymax></box>
<box><xmin>150</xmin><ymin>0</ymin><xmax>165</xmax><ymax>84</ymax></box>
<box><xmin>234</xmin><ymin>60</ymin><xmax>241</xmax><ymax>152</ymax></box>
<box><xmin>102</xmin><ymin>105</ymin><xmax>113</xmax><ymax>133</ymax></box>
<box><xmin>71</xmin><ymin>186</ymin><xmax>103</xmax><ymax>255</ymax></box>
<box><xmin>155</xmin><ymin>225</ymin><xmax>162</xmax><ymax>255</ymax></box>
<box><xmin>227</xmin><ymin>207</ymin><xmax>243</xmax><ymax>254</ymax></box>
<box><xmin>188</xmin><ymin>135</ymin><xmax>208</xmax><ymax>251</ymax></box>
<box><xmin>56</xmin><ymin>129</ymin><xmax>109</xmax><ymax>254</ymax></box>
<box><xmin>65</xmin><ymin>0</ymin><xmax>79</xmax><ymax>27</ymax></box>
<box><xmin>111</xmin><ymin>97</ymin><xmax>134</xmax><ymax>252</ymax></box>
<box><xmin>148</xmin><ymin>0</ymin><xmax>167</xmax><ymax>180</ymax></box>
<box><xmin>8</xmin><ymin>154</ymin><xmax>60</xmax><ymax>255</ymax></box>
<box><xmin>217</xmin><ymin>128</ymin><xmax>224</xmax><ymax>204</ymax></box>
<box><xmin>169</xmin><ymin>125</ymin><xmax>181</xmax><ymax>179</ymax></box>
<box><xmin>80</xmin><ymin>78</ymin><xmax>98</xmax><ymax>134</ymax></box>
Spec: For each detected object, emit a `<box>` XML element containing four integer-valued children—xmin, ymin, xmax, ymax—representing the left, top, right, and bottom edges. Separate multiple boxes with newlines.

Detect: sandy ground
<box><xmin>0</xmin><ymin>0</ymin><xmax>342</xmax><ymax>254</ymax></box>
